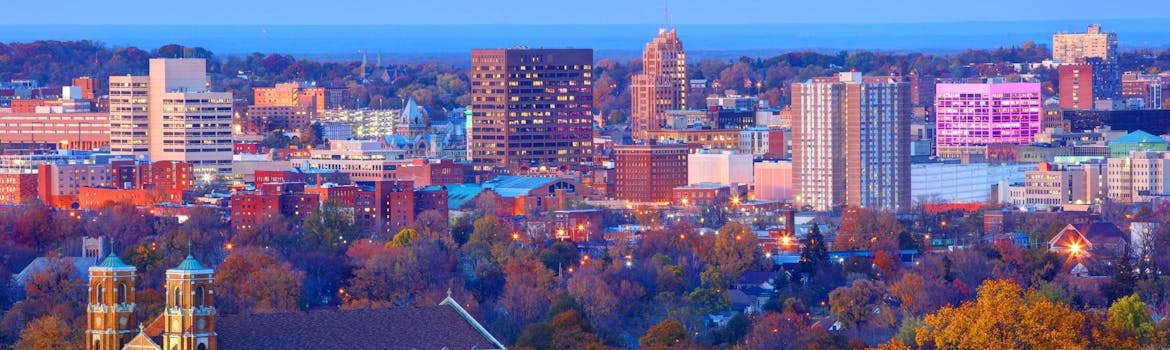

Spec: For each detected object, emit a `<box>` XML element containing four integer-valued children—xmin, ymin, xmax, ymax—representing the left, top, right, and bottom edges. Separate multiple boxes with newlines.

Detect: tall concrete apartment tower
<box><xmin>631</xmin><ymin>29</ymin><xmax>687</xmax><ymax>141</ymax></box>
<box><xmin>1053</xmin><ymin>25</ymin><xmax>1120</xmax><ymax>101</ymax></box>
<box><xmin>468</xmin><ymin>48</ymin><xmax>594</xmax><ymax>173</ymax></box>
<box><xmin>110</xmin><ymin>59</ymin><xmax>233</xmax><ymax>180</ymax></box>
<box><xmin>791</xmin><ymin>72</ymin><xmax>911</xmax><ymax>212</ymax></box>
<box><xmin>109</xmin><ymin>75</ymin><xmax>150</xmax><ymax>156</ymax></box>
<box><xmin>1052</xmin><ymin>24</ymin><xmax>1118</xmax><ymax>64</ymax></box>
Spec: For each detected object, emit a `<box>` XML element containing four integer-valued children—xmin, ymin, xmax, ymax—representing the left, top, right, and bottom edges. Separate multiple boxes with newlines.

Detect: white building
<box><xmin>753</xmin><ymin>160</ymin><xmax>792</xmax><ymax>201</ymax></box>
<box><xmin>911</xmin><ymin>161</ymin><xmax>1033</xmax><ymax>204</ymax></box>
<box><xmin>306</xmin><ymin>140</ymin><xmax>409</xmax><ymax>182</ymax></box>
<box><xmin>688</xmin><ymin>149</ymin><xmax>753</xmax><ymax>186</ymax></box>
<box><xmin>111</xmin><ymin>59</ymin><xmax>233</xmax><ymax>179</ymax></box>
<box><xmin>1107</xmin><ymin>151</ymin><xmax>1170</xmax><ymax>203</ymax></box>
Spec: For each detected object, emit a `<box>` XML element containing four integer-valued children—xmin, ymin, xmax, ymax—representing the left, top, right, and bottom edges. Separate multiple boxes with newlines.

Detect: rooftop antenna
<box><xmin>664</xmin><ymin>0</ymin><xmax>671</xmax><ymax>28</ymax></box>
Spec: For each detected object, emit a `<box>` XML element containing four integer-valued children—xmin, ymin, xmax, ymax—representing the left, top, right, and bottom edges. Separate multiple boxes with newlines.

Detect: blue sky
<box><xmin>2</xmin><ymin>0</ymin><xmax>1167</xmax><ymax>25</ymax></box>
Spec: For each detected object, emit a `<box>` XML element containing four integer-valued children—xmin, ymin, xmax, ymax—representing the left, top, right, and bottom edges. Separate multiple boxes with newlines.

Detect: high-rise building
<box><xmin>468</xmin><ymin>48</ymin><xmax>594</xmax><ymax>173</ymax></box>
<box><xmin>613</xmin><ymin>142</ymin><xmax>689</xmax><ymax>203</ymax></box>
<box><xmin>147</xmin><ymin>59</ymin><xmax>234</xmax><ymax>179</ymax></box>
<box><xmin>791</xmin><ymin>72</ymin><xmax>911</xmax><ymax>212</ymax></box>
<box><xmin>108</xmin><ymin>75</ymin><xmax>150</xmax><ymax>156</ymax></box>
<box><xmin>935</xmin><ymin>82</ymin><xmax>1043</xmax><ymax>158</ymax></box>
<box><xmin>109</xmin><ymin>59</ymin><xmax>233</xmax><ymax>179</ymax></box>
<box><xmin>1052</xmin><ymin>24</ymin><xmax>1118</xmax><ymax>64</ymax></box>
<box><xmin>1058</xmin><ymin>64</ymin><xmax>1094</xmax><ymax>110</ymax></box>
<box><xmin>631</xmin><ymin>29</ymin><xmax>687</xmax><ymax>141</ymax></box>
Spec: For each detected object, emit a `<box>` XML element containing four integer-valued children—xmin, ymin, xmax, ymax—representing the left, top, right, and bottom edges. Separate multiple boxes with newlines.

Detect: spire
<box><xmin>376</xmin><ymin>51</ymin><xmax>383</xmax><ymax>68</ymax></box>
<box><xmin>96</xmin><ymin>237</ymin><xmax>132</xmax><ymax>268</ymax></box>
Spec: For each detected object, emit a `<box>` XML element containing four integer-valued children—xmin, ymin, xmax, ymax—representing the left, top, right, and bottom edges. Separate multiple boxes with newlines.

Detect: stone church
<box><xmin>86</xmin><ymin>250</ymin><xmax>505</xmax><ymax>350</ymax></box>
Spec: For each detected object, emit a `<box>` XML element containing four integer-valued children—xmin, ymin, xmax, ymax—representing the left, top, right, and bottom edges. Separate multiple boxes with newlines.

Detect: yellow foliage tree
<box><xmin>916</xmin><ymin>279</ymin><xmax>1088</xmax><ymax>349</ymax></box>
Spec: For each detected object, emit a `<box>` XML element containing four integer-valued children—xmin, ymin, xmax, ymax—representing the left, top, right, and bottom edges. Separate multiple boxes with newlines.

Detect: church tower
<box><xmin>87</xmin><ymin>250</ymin><xmax>138</xmax><ymax>350</ymax></box>
<box><xmin>162</xmin><ymin>254</ymin><xmax>216</xmax><ymax>350</ymax></box>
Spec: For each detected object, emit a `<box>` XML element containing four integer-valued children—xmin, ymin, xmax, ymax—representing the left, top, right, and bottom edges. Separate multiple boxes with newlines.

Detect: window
<box><xmin>118</xmin><ymin>283</ymin><xmax>127</xmax><ymax>304</ymax></box>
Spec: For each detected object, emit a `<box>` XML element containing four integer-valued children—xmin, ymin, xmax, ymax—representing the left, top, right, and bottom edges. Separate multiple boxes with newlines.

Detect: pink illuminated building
<box><xmin>935</xmin><ymin>83</ymin><xmax>1043</xmax><ymax>158</ymax></box>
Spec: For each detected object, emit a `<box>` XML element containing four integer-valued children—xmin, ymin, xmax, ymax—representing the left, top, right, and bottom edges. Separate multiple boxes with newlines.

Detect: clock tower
<box><xmin>162</xmin><ymin>254</ymin><xmax>217</xmax><ymax>350</ymax></box>
<box><xmin>87</xmin><ymin>251</ymin><xmax>137</xmax><ymax>350</ymax></box>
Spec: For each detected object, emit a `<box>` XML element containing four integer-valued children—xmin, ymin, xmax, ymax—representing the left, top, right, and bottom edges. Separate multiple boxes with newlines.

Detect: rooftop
<box><xmin>1112</xmin><ymin>130</ymin><xmax>1167</xmax><ymax>144</ymax></box>
<box><xmin>216</xmin><ymin>301</ymin><xmax>503</xmax><ymax>350</ymax></box>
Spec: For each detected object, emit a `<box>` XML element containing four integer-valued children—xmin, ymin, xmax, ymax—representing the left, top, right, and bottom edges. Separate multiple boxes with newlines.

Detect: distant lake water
<box><xmin>2</xmin><ymin>20</ymin><xmax>1168</xmax><ymax>62</ymax></box>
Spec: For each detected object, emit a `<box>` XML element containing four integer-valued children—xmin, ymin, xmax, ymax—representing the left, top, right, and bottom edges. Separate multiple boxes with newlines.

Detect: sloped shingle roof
<box><xmin>216</xmin><ymin>303</ymin><xmax>503</xmax><ymax>350</ymax></box>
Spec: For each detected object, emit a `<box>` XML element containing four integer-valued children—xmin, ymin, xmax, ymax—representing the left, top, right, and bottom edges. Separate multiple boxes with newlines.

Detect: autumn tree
<box><xmin>214</xmin><ymin>248</ymin><xmax>305</xmax><ymax>314</ymax></box>
<box><xmin>13</xmin><ymin>315</ymin><xmax>79</xmax><ymax>350</ymax></box>
<box><xmin>888</xmin><ymin>272</ymin><xmax>930</xmax><ymax>317</ymax></box>
<box><xmin>498</xmin><ymin>257</ymin><xmax>556</xmax><ymax>330</ymax></box>
<box><xmin>549</xmin><ymin>310</ymin><xmax>604</xmax><ymax>350</ymax></box>
<box><xmin>742</xmin><ymin>311</ymin><xmax>810</xmax><ymax>350</ymax></box>
<box><xmin>639</xmin><ymin>319</ymin><xmax>687</xmax><ymax>349</ymax></box>
<box><xmin>389</xmin><ymin>228</ymin><xmax>419</xmax><ymax>247</ymax></box>
<box><xmin>700</xmin><ymin>222</ymin><xmax>763</xmax><ymax>290</ymax></box>
<box><xmin>834</xmin><ymin>207</ymin><xmax>903</xmax><ymax>251</ymax></box>
<box><xmin>829</xmin><ymin>279</ymin><xmax>897</xmax><ymax>330</ymax></box>
<box><xmin>916</xmin><ymin>279</ymin><xmax>1089</xmax><ymax>349</ymax></box>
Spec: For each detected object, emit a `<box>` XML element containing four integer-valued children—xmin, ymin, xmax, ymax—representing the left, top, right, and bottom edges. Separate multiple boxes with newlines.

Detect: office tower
<box><xmin>935</xmin><ymin>82</ymin><xmax>1043</xmax><ymax>158</ymax></box>
<box><xmin>110</xmin><ymin>59</ymin><xmax>233</xmax><ymax>179</ymax></box>
<box><xmin>109</xmin><ymin>75</ymin><xmax>150</xmax><ymax>156</ymax></box>
<box><xmin>468</xmin><ymin>48</ymin><xmax>594</xmax><ymax>173</ymax></box>
<box><xmin>631</xmin><ymin>29</ymin><xmax>687</xmax><ymax>140</ymax></box>
<box><xmin>1052</xmin><ymin>24</ymin><xmax>1118</xmax><ymax>64</ymax></box>
<box><xmin>613</xmin><ymin>142</ymin><xmax>689</xmax><ymax>203</ymax></box>
<box><xmin>791</xmin><ymin>72</ymin><xmax>910</xmax><ymax>212</ymax></box>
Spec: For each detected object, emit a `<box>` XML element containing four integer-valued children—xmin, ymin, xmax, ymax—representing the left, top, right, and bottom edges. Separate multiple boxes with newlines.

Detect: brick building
<box><xmin>613</xmin><ymin>142</ymin><xmax>689</xmax><ymax>203</ymax></box>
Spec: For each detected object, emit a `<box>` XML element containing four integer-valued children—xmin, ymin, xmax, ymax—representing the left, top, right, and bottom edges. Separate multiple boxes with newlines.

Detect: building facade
<box><xmin>687</xmin><ymin>149</ymin><xmax>753</xmax><ymax>186</ymax></box>
<box><xmin>935</xmin><ymin>82</ymin><xmax>1043</xmax><ymax>158</ymax></box>
<box><xmin>631</xmin><ymin>29</ymin><xmax>687</xmax><ymax>141</ymax></box>
<box><xmin>613</xmin><ymin>142</ymin><xmax>689</xmax><ymax>203</ymax></box>
<box><xmin>1107</xmin><ymin>151</ymin><xmax>1170</xmax><ymax>203</ymax></box>
<box><xmin>108</xmin><ymin>75</ymin><xmax>150</xmax><ymax>156</ymax></box>
<box><xmin>1059</xmin><ymin>64</ymin><xmax>1094</xmax><ymax>110</ymax></box>
<box><xmin>468</xmin><ymin>48</ymin><xmax>594</xmax><ymax>173</ymax></box>
<box><xmin>791</xmin><ymin>72</ymin><xmax>911</xmax><ymax>212</ymax></box>
<box><xmin>1052</xmin><ymin>24</ymin><xmax>1118</xmax><ymax>64</ymax></box>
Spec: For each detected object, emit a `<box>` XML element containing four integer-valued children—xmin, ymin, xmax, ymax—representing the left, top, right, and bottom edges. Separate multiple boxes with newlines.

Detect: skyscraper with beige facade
<box><xmin>1052</xmin><ymin>24</ymin><xmax>1118</xmax><ymax>64</ymax></box>
<box><xmin>631</xmin><ymin>29</ymin><xmax>687</xmax><ymax>141</ymax></box>
<box><xmin>791</xmin><ymin>72</ymin><xmax>911</xmax><ymax>212</ymax></box>
<box><xmin>109</xmin><ymin>59</ymin><xmax>233</xmax><ymax>179</ymax></box>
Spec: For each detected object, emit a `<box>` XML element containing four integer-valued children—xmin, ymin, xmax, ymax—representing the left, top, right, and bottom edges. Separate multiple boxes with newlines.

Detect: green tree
<box><xmin>303</xmin><ymin>201</ymin><xmax>359</xmax><ymax>252</ymax></box>
<box><xmin>1107</xmin><ymin>293</ymin><xmax>1155</xmax><ymax>344</ymax></box>
<box><xmin>795</xmin><ymin>224</ymin><xmax>828</xmax><ymax>282</ymax></box>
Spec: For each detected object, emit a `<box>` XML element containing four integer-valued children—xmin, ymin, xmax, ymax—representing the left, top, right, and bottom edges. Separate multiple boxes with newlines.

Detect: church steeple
<box><xmin>163</xmin><ymin>254</ymin><xmax>216</xmax><ymax>350</ymax></box>
<box><xmin>360</xmin><ymin>50</ymin><xmax>369</xmax><ymax>81</ymax></box>
<box><xmin>87</xmin><ymin>248</ymin><xmax>137</xmax><ymax>350</ymax></box>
